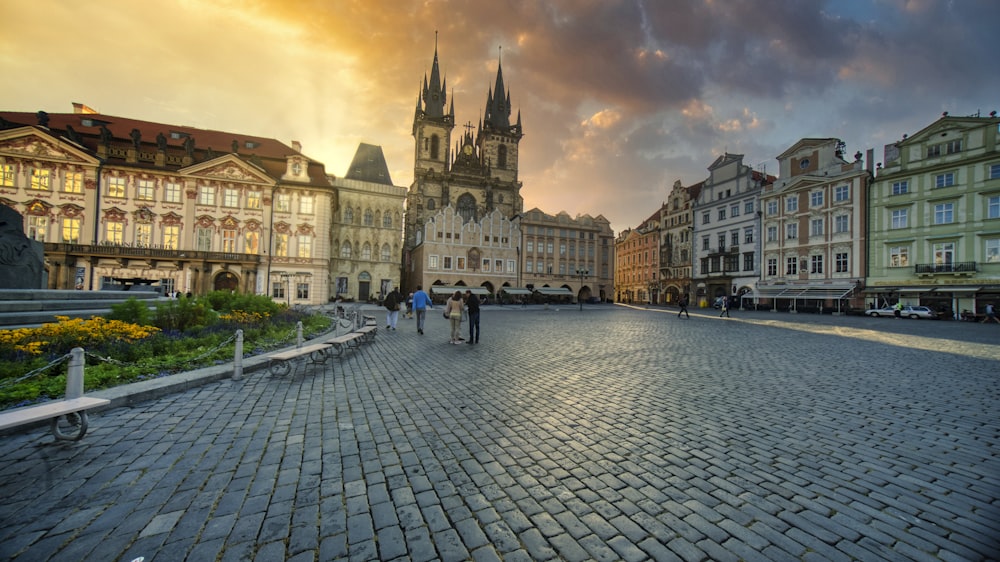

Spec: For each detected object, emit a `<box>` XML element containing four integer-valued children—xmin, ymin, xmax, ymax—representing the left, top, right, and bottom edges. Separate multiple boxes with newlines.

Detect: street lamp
<box><xmin>575</xmin><ymin>268</ymin><xmax>589</xmax><ymax>311</ymax></box>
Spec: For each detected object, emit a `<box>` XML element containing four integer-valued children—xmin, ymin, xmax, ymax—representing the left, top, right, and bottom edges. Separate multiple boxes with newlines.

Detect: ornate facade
<box><xmin>403</xmin><ymin>41</ymin><xmax>524</xmax><ymax>295</ymax></box>
<box><xmin>519</xmin><ymin>208</ymin><xmax>615</xmax><ymax>303</ymax></box>
<box><xmin>615</xmin><ymin>212</ymin><xmax>659</xmax><ymax>304</ymax></box>
<box><xmin>0</xmin><ymin>106</ymin><xmax>333</xmax><ymax>304</ymax></box>
<box><xmin>658</xmin><ymin>180</ymin><xmax>701</xmax><ymax>305</ymax></box>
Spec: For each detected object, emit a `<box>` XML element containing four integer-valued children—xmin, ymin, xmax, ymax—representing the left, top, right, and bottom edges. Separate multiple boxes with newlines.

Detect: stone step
<box><xmin>0</xmin><ymin>289</ymin><xmax>164</xmax><ymax>330</ymax></box>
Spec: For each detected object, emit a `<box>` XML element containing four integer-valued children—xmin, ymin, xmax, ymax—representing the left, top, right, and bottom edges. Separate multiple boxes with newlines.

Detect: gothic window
<box><xmin>362</xmin><ymin>242</ymin><xmax>372</xmax><ymax>260</ymax></box>
<box><xmin>457</xmin><ymin>193</ymin><xmax>477</xmax><ymax>223</ymax></box>
<box><xmin>381</xmin><ymin>244</ymin><xmax>391</xmax><ymax>261</ymax></box>
<box><xmin>427</xmin><ymin>199</ymin><xmax>435</xmax><ymax>211</ymax></box>
<box><xmin>340</xmin><ymin>241</ymin><xmax>352</xmax><ymax>259</ymax></box>
<box><xmin>364</xmin><ymin>209</ymin><xmax>374</xmax><ymax>226</ymax></box>
<box><xmin>430</xmin><ymin>134</ymin><xmax>440</xmax><ymax>160</ymax></box>
<box><xmin>383</xmin><ymin>212</ymin><xmax>392</xmax><ymax>228</ymax></box>
<box><xmin>497</xmin><ymin>145</ymin><xmax>508</xmax><ymax>168</ymax></box>
<box><xmin>343</xmin><ymin>207</ymin><xmax>354</xmax><ymax>223</ymax></box>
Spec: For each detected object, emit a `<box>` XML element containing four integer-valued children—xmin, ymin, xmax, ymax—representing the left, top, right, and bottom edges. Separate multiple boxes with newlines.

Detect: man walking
<box><xmin>677</xmin><ymin>295</ymin><xmax>690</xmax><ymax>319</ymax></box>
<box><xmin>465</xmin><ymin>290</ymin><xmax>481</xmax><ymax>344</ymax></box>
<box><xmin>411</xmin><ymin>285</ymin><xmax>431</xmax><ymax>335</ymax></box>
<box><xmin>719</xmin><ymin>296</ymin><xmax>730</xmax><ymax>318</ymax></box>
<box><xmin>383</xmin><ymin>288</ymin><xmax>400</xmax><ymax>330</ymax></box>
<box><xmin>984</xmin><ymin>303</ymin><xmax>999</xmax><ymax>324</ymax></box>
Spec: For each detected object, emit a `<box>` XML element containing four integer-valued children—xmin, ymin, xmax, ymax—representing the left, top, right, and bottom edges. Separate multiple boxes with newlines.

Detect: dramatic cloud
<box><xmin>2</xmin><ymin>0</ymin><xmax>998</xmax><ymax>232</ymax></box>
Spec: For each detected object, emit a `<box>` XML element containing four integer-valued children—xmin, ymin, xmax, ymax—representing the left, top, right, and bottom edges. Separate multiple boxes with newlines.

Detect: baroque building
<box><xmin>329</xmin><ymin>143</ymin><xmax>406</xmax><ymax>301</ymax></box>
<box><xmin>0</xmin><ymin>105</ymin><xmax>333</xmax><ymax>304</ymax></box>
<box><xmin>658</xmin><ymin>180</ymin><xmax>701</xmax><ymax>305</ymax></box>
<box><xmin>615</xmin><ymin>212</ymin><xmax>659</xmax><ymax>304</ymax></box>
<box><xmin>518</xmin><ymin>208</ymin><xmax>615</xmax><ymax>303</ymax></box>
<box><xmin>867</xmin><ymin>112</ymin><xmax>1000</xmax><ymax>318</ymax></box>
<box><xmin>403</xmin><ymin>41</ymin><xmax>524</xmax><ymax>296</ymax></box>
<box><xmin>753</xmin><ymin>138</ymin><xmax>870</xmax><ymax>313</ymax></box>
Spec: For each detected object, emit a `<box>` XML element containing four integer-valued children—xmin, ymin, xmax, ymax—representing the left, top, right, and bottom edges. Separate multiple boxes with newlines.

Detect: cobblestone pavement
<box><xmin>0</xmin><ymin>305</ymin><xmax>998</xmax><ymax>561</ymax></box>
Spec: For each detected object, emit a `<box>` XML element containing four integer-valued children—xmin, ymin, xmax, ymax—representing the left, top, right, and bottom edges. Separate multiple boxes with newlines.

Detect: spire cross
<box><xmin>463</xmin><ymin>122</ymin><xmax>475</xmax><ymax>135</ymax></box>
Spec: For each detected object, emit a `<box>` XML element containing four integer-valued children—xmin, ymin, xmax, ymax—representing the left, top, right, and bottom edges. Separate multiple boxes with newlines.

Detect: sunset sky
<box><xmin>3</xmin><ymin>0</ymin><xmax>999</xmax><ymax>233</ymax></box>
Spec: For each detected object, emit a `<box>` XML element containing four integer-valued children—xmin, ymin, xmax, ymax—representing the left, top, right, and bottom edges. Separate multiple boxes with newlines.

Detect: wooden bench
<box><xmin>323</xmin><ymin>332</ymin><xmax>365</xmax><ymax>356</ymax></box>
<box><xmin>268</xmin><ymin>343</ymin><xmax>334</xmax><ymax>377</ymax></box>
<box><xmin>355</xmin><ymin>325</ymin><xmax>377</xmax><ymax>342</ymax></box>
<box><xmin>0</xmin><ymin>348</ymin><xmax>109</xmax><ymax>441</ymax></box>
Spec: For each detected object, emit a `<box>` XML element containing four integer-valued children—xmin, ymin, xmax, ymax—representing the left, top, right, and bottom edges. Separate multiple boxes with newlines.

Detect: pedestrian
<box><xmin>984</xmin><ymin>303</ymin><xmax>999</xmax><ymax>324</ymax></box>
<box><xmin>719</xmin><ymin>296</ymin><xmax>730</xmax><ymax>318</ymax></box>
<box><xmin>411</xmin><ymin>285</ymin><xmax>432</xmax><ymax>335</ymax></box>
<box><xmin>894</xmin><ymin>301</ymin><xmax>903</xmax><ymax>319</ymax></box>
<box><xmin>445</xmin><ymin>290</ymin><xmax>464</xmax><ymax>344</ymax></box>
<box><xmin>406</xmin><ymin>293</ymin><xmax>414</xmax><ymax>318</ymax></box>
<box><xmin>677</xmin><ymin>296</ymin><xmax>690</xmax><ymax>319</ymax></box>
<box><xmin>383</xmin><ymin>288</ymin><xmax>400</xmax><ymax>331</ymax></box>
<box><xmin>465</xmin><ymin>289</ymin><xmax>481</xmax><ymax>344</ymax></box>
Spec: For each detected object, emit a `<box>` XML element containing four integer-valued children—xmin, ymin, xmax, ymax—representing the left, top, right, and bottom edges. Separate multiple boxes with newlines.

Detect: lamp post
<box><xmin>280</xmin><ymin>272</ymin><xmax>291</xmax><ymax>307</ymax></box>
<box><xmin>575</xmin><ymin>268</ymin><xmax>589</xmax><ymax>311</ymax></box>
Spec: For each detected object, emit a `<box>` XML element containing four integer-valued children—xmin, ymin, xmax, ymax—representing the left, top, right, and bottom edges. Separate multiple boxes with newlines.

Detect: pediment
<box><xmin>900</xmin><ymin>116</ymin><xmax>987</xmax><ymax>146</ymax></box>
<box><xmin>181</xmin><ymin>154</ymin><xmax>273</xmax><ymax>184</ymax></box>
<box><xmin>0</xmin><ymin>127</ymin><xmax>97</xmax><ymax>164</ymax></box>
<box><xmin>777</xmin><ymin>138</ymin><xmax>837</xmax><ymax>161</ymax></box>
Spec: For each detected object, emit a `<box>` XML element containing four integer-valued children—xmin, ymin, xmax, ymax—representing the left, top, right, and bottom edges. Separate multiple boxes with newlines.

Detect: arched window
<box><xmin>343</xmin><ymin>207</ymin><xmax>353</xmax><ymax>223</ymax></box>
<box><xmin>497</xmin><ymin>144</ymin><xmax>508</xmax><ymax>168</ymax></box>
<box><xmin>427</xmin><ymin>199</ymin><xmax>435</xmax><ymax>211</ymax></box>
<box><xmin>457</xmin><ymin>193</ymin><xmax>477</xmax><ymax>223</ymax></box>
<box><xmin>381</xmin><ymin>244</ymin><xmax>391</xmax><ymax>261</ymax></box>
<box><xmin>362</xmin><ymin>242</ymin><xmax>372</xmax><ymax>260</ymax></box>
<box><xmin>430</xmin><ymin>134</ymin><xmax>440</xmax><ymax>160</ymax></box>
<box><xmin>363</xmin><ymin>209</ymin><xmax>374</xmax><ymax>226</ymax></box>
<box><xmin>383</xmin><ymin>212</ymin><xmax>392</xmax><ymax>228</ymax></box>
<box><xmin>340</xmin><ymin>241</ymin><xmax>352</xmax><ymax>258</ymax></box>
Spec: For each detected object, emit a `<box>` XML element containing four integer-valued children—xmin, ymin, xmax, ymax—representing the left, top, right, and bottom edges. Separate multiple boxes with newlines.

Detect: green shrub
<box><xmin>107</xmin><ymin>297</ymin><xmax>153</xmax><ymax>325</ymax></box>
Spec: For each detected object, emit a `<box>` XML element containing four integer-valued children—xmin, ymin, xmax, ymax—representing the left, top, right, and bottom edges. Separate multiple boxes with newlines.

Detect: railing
<box><xmin>914</xmin><ymin>262</ymin><xmax>977</xmax><ymax>274</ymax></box>
<box><xmin>44</xmin><ymin>242</ymin><xmax>262</xmax><ymax>264</ymax></box>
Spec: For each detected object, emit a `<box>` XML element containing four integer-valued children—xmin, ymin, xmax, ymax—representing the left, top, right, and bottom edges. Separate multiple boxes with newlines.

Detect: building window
<box><xmin>702</xmin><ymin>212</ymin><xmax>710</xmax><ymax>225</ymax></box>
<box><xmin>65</xmin><ymin>172</ymin><xmax>83</xmax><ymax>193</ymax></box>
<box><xmin>927</xmin><ymin>144</ymin><xmax>941</xmax><ymax>157</ymax></box>
<box><xmin>137</xmin><ymin>179</ymin><xmax>155</xmax><ymax>201</ymax></box>
<box><xmin>526</xmin><ymin>260</ymin><xmax>533</xmax><ymax>273</ymax></box>
<box><xmin>27</xmin><ymin>216</ymin><xmax>47</xmax><ymax>241</ymax></box>
<box><xmin>526</xmin><ymin>241</ymin><xmax>533</xmax><ymax>253</ymax></box>
<box><xmin>428</xmin><ymin>255</ymin><xmax>438</xmax><ymax>269</ymax></box>
<box><xmin>946</xmin><ymin>139</ymin><xmax>962</xmax><ymax>154</ymax></box>
<box><xmin>810</xmin><ymin>219</ymin><xmax>823</xmax><ymax>237</ymax></box>
<box><xmin>767</xmin><ymin>258</ymin><xmax>777</xmax><ymax>276</ymax></box>
<box><xmin>702</xmin><ymin>236</ymin><xmax>710</xmax><ymax>251</ymax></box>
<box><xmin>106</xmin><ymin>221</ymin><xmax>124</xmax><ymax>244</ymax></box>
<box><xmin>786</xmin><ymin>256</ymin><xmax>797</xmax><ymax>275</ymax></box>
<box><xmin>381</xmin><ymin>244</ymin><xmax>391</xmax><ymax>261</ymax></box>
<box><xmin>547</xmin><ymin>242</ymin><xmax>554</xmax><ymax>254</ymax></box>
<box><xmin>730</xmin><ymin>230</ymin><xmax>739</xmax><ymax>246</ymax></box>
<box><xmin>275</xmin><ymin>193</ymin><xmax>291</xmax><ymax>212</ymax></box>
<box><xmin>300</xmin><ymin>195</ymin><xmax>314</xmax><ymax>215</ymax></box>
<box><xmin>275</xmin><ymin>233</ymin><xmax>289</xmax><ymax>257</ymax></box>
<box><xmin>30</xmin><ymin>169</ymin><xmax>50</xmax><ymax>190</ymax></box>
<box><xmin>443</xmin><ymin>256</ymin><xmax>452</xmax><ymax>269</ymax></box>
<box><xmin>457</xmin><ymin>257</ymin><xmax>466</xmax><ymax>270</ymax></box>
<box><xmin>343</xmin><ymin>207</ymin><xmax>353</xmax><ymax>223</ymax></box>
<box><xmin>835</xmin><ymin>215</ymin><xmax>849</xmax><ymax>233</ymax></box>
<box><xmin>891</xmin><ymin>209</ymin><xmax>908</xmax><ymax>229</ymax></box>
<box><xmin>162</xmin><ymin>225</ymin><xmax>179</xmax><ymax>250</ymax></box>
<box><xmin>835</xmin><ymin>252</ymin><xmax>848</xmax><ymax>272</ymax></box>
<box><xmin>990</xmin><ymin>164</ymin><xmax>1000</xmax><ymax>180</ymax></box>
<box><xmin>933</xmin><ymin>202</ymin><xmax>954</xmax><ymax>224</ymax></box>
<box><xmin>361</xmin><ymin>242</ymin><xmax>371</xmax><ymax>261</ymax></box>
<box><xmin>107</xmin><ymin>176</ymin><xmax>126</xmax><ymax>198</ymax></box>
<box><xmin>223</xmin><ymin>188</ymin><xmax>239</xmax><ymax>207</ymax></box>
<box><xmin>743</xmin><ymin>252</ymin><xmax>754</xmax><ymax>271</ymax></box>
<box><xmin>934</xmin><ymin>173</ymin><xmax>955</xmax><ymax>188</ymax></box>
<box><xmin>135</xmin><ymin>223</ymin><xmax>152</xmax><ymax>246</ymax></box>
<box><xmin>767</xmin><ymin>226</ymin><xmax>777</xmax><ymax>242</ymax></box>
<box><xmin>718</xmin><ymin>208</ymin><xmax>726</xmax><ymax>221</ymax></box>
<box><xmin>766</xmin><ymin>201</ymin><xmax>778</xmax><ymax>216</ymax></box>
<box><xmin>198</xmin><ymin>185</ymin><xmax>216</xmax><ymax>205</ymax></box>
<box><xmin>247</xmin><ymin>190</ymin><xmax>261</xmax><ymax>209</ymax></box>
<box><xmin>717</xmin><ymin>233</ymin><xmax>726</xmax><ymax>250</ymax></box>
<box><xmin>164</xmin><ymin>182</ymin><xmax>182</xmax><ymax>203</ymax></box>
<box><xmin>383</xmin><ymin>213</ymin><xmax>392</xmax><ymax>228</ymax></box>
<box><xmin>297</xmin><ymin>283</ymin><xmax>310</xmax><ymax>300</ymax></box>
<box><xmin>340</xmin><ymin>241</ymin><xmax>353</xmax><ymax>259</ymax></box>
<box><xmin>933</xmin><ymin>242</ymin><xmax>954</xmax><ymax>268</ymax></box>
<box><xmin>810</xmin><ymin>191</ymin><xmax>823</xmax><ymax>207</ymax></box>
<box><xmin>62</xmin><ymin>218</ymin><xmax>80</xmax><ymax>244</ymax></box>
<box><xmin>786</xmin><ymin>224</ymin><xmax>797</xmax><ymax>240</ymax></box>
<box><xmin>222</xmin><ymin>229</ymin><xmax>237</xmax><ymax>252</ymax></box>
<box><xmin>989</xmin><ymin>195</ymin><xmax>1000</xmax><ymax>219</ymax></box>
<box><xmin>986</xmin><ymin>239</ymin><xmax>1000</xmax><ymax>263</ymax></box>
<box><xmin>786</xmin><ymin>196</ymin><xmax>798</xmax><ymax>212</ymax></box>
<box><xmin>731</xmin><ymin>204</ymin><xmax>740</xmax><ymax>218</ymax></box>
<box><xmin>560</xmin><ymin>243</ymin><xmax>566</xmax><ymax>256</ymax></box>
<box><xmin>745</xmin><ymin>201</ymin><xmax>754</xmax><ymax>215</ymax></box>
<box><xmin>196</xmin><ymin>227</ymin><xmax>213</xmax><ymax>251</ymax></box>
<box><xmin>0</xmin><ymin>164</ymin><xmax>13</xmax><ymax>186</ymax></box>
<box><xmin>744</xmin><ymin>227</ymin><xmax>753</xmax><ymax>244</ymax></box>
<box><xmin>834</xmin><ymin>185</ymin><xmax>849</xmax><ymax>202</ymax></box>
<box><xmin>891</xmin><ymin>181</ymin><xmax>908</xmax><ymax>195</ymax></box>
<box><xmin>507</xmin><ymin>260</ymin><xmax>515</xmax><ymax>273</ymax></box>
<box><xmin>298</xmin><ymin>235</ymin><xmax>312</xmax><ymax>258</ymax></box>
<box><xmin>810</xmin><ymin>255</ymin><xmax>823</xmax><ymax>274</ymax></box>
<box><xmin>889</xmin><ymin>246</ymin><xmax>909</xmax><ymax>267</ymax></box>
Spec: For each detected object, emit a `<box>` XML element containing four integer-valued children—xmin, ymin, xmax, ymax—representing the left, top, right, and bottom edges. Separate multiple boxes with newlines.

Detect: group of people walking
<box><xmin>383</xmin><ymin>285</ymin><xmax>481</xmax><ymax>344</ymax></box>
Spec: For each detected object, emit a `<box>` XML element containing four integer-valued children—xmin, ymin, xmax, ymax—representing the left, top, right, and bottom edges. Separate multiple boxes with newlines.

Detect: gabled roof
<box><xmin>344</xmin><ymin>143</ymin><xmax>394</xmax><ymax>186</ymax></box>
<box><xmin>776</xmin><ymin>138</ymin><xmax>839</xmax><ymax>160</ymax></box>
<box><xmin>898</xmin><ymin>114</ymin><xmax>1000</xmax><ymax>146</ymax></box>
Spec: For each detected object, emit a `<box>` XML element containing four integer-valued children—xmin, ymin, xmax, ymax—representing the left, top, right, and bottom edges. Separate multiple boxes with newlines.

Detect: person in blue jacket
<box><xmin>411</xmin><ymin>285</ymin><xmax>432</xmax><ymax>335</ymax></box>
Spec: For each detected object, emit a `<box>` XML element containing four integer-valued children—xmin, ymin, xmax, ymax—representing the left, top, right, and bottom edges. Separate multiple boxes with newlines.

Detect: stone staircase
<box><xmin>0</xmin><ymin>289</ymin><xmax>164</xmax><ymax>330</ymax></box>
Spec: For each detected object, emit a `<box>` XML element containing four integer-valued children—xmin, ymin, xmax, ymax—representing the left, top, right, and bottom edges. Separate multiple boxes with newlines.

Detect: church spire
<box><xmin>420</xmin><ymin>31</ymin><xmax>447</xmax><ymax>119</ymax></box>
<box><xmin>483</xmin><ymin>46</ymin><xmax>511</xmax><ymax>130</ymax></box>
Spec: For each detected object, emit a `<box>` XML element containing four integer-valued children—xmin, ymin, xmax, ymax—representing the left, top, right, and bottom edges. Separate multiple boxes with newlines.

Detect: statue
<box><xmin>156</xmin><ymin>132</ymin><xmax>167</xmax><ymax>151</ymax></box>
<box><xmin>130</xmin><ymin>128</ymin><xmax>142</xmax><ymax>149</ymax></box>
<box><xmin>0</xmin><ymin>204</ymin><xmax>44</xmax><ymax>289</ymax></box>
<box><xmin>232</xmin><ymin>139</ymin><xmax>239</xmax><ymax>153</ymax></box>
<box><xmin>184</xmin><ymin>136</ymin><xmax>195</xmax><ymax>156</ymax></box>
<box><xmin>99</xmin><ymin>125</ymin><xmax>112</xmax><ymax>145</ymax></box>
<box><xmin>36</xmin><ymin>111</ymin><xmax>49</xmax><ymax>127</ymax></box>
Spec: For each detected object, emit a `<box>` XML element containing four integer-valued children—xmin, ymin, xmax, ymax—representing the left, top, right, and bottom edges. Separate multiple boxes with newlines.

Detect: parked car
<box><xmin>865</xmin><ymin>305</ymin><xmax>939</xmax><ymax>319</ymax></box>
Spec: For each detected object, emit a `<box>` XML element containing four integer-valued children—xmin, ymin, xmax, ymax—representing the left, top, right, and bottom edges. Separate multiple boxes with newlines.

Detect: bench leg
<box><xmin>269</xmin><ymin>359</ymin><xmax>292</xmax><ymax>378</ymax></box>
<box><xmin>50</xmin><ymin>411</ymin><xmax>89</xmax><ymax>441</ymax></box>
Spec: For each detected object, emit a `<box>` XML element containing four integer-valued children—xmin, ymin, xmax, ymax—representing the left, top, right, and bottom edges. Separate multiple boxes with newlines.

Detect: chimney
<box><xmin>291</xmin><ymin>140</ymin><xmax>302</xmax><ymax>153</ymax></box>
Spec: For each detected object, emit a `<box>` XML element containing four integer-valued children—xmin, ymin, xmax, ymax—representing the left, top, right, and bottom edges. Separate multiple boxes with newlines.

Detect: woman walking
<box><xmin>445</xmin><ymin>290</ymin><xmax>464</xmax><ymax>344</ymax></box>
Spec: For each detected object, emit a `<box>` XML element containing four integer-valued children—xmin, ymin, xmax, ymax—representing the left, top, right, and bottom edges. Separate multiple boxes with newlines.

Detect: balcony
<box><xmin>914</xmin><ymin>262</ymin><xmax>976</xmax><ymax>277</ymax></box>
<box><xmin>45</xmin><ymin>242</ymin><xmax>262</xmax><ymax>265</ymax></box>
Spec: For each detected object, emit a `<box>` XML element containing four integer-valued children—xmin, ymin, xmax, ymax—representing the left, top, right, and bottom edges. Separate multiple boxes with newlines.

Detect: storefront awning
<box><xmin>534</xmin><ymin>287</ymin><xmax>573</xmax><ymax>295</ymax></box>
<box><xmin>862</xmin><ymin>286</ymin><xmax>934</xmax><ymax>294</ymax></box>
<box><xmin>748</xmin><ymin>285</ymin><xmax>856</xmax><ymax>300</ymax></box>
<box><xmin>938</xmin><ymin>287</ymin><xmax>981</xmax><ymax>294</ymax></box>
<box><xmin>430</xmin><ymin>286</ymin><xmax>490</xmax><ymax>295</ymax></box>
<box><xmin>500</xmin><ymin>288</ymin><xmax>533</xmax><ymax>295</ymax></box>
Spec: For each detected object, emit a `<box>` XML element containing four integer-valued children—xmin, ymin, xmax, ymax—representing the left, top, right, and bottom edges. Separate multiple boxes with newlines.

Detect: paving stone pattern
<box><xmin>0</xmin><ymin>306</ymin><xmax>998</xmax><ymax>561</ymax></box>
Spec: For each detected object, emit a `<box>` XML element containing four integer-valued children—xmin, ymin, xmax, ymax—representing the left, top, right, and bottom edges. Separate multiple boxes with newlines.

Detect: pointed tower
<box><xmin>412</xmin><ymin>35</ymin><xmax>454</xmax><ymax>174</ymax></box>
<box><xmin>478</xmin><ymin>48</ymin><xmax>523</xmax><ymax>188</ymax></box>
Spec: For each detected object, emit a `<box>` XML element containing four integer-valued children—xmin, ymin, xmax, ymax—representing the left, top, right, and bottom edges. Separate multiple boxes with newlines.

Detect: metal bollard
<box><xmin>67</xmin><ymin>347</ymin><xmax>85</xmax><ymax>399</ymax></box>
<box><xmin>233</xmin><ymin>329</ymin><xmax>243</xmax><ymax>381</ymax></box>
<box><xmin>296</xmin><ymin>321</ymin><xmax>303</xmax><ymax>347</ymax></box>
